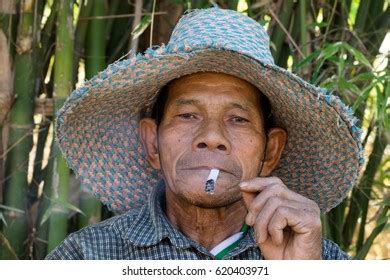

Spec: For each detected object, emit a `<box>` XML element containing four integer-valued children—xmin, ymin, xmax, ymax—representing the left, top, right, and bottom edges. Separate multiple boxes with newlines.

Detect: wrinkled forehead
<box><xmin>169</xmin><ymin>72</ymin><xmax>260</xmax><ymax>94</ymax></box>
<box><xmin>166</xmin><ymin>72</ymin><xmax>262</xmax><ymax>107</ymax></box>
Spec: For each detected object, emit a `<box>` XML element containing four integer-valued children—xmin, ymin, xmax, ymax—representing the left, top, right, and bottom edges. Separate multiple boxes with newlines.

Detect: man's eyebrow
<box><xmin>174</xmin><ymin>98</ymin><xmax>200</xmax><ymax>106</ymax></box>
<box><xmin>229</xmin><ymin>102</ymin><xmax>250</xmax><ymax>112</ymax></box>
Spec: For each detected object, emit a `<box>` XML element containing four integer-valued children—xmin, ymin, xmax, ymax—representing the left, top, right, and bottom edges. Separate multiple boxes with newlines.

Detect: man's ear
<box><xmin>259</xmin><ymin>127</ymin><xmax>287</xmax><ymax>176</ymax></box>
<box><xmin>139</xmin><ymin>118</ymin><xmax>161</xmax><ymax>170</ymax></box>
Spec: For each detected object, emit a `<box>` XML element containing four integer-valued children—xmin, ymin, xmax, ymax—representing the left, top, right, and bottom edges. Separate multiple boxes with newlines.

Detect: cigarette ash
<box><xmin>204</xmin><ymin>169</ymin><xmax>219</xmax><ymax>195</ymax></box>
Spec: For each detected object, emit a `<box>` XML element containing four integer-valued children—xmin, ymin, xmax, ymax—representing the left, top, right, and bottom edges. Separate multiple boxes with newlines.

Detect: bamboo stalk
<box><xmin>354</xmin><ymin>205</ymin><xmax>389</xmax><ymax>260</ymax></box>
<box><xmin>85</xmin><ymin>0</ymin><xmax>105</xmax><ymax>89</ymax></box>
<box><xmin>46</xmin><ymin>0</ymin><xmax>74</xmax><ymax>252</ymax></box>
<box><xmin>2</xmin><ymin>0</ymin><xmax>37</xmax><ymax>259</ymax></box>
<box><xmin>28</xmin><ymin>119</ymin><xmax>51</xmax><ymax>207</ymax></box>
<box><xmin>355</xmin><ymin>129</ymin><xmax>388</xmax><ymax>253</ymax></box>
<box><xmin>227</xmin><ymin>0</ymin><xmax>239</xmax><ymax>10</ymax></box>
<box><xmin>106</xmin><ymin>0</ymin><xmax>121</xmax><ymax>37</ymax></box>
<box><xmin>106</xmin><ymin>1</ymin><xmax>132</xmax><ymax>63</ymax></box>
<box><xmin>79</xmin><ymin>11</ymin><xmax>166</xmax><ymax>21</ymax></box>
<box><xmin>29</xmin><ymin>0</ymin><xmax>58</xmax><ymax>205</ymax></box>
<box><xmin>326</xmin><ymin>199</ymin><xmax>347</xmax><ymax>248</ymax></box>
<box><xmin>366</xmin><ymin>0</ymin><xmax>389</xmax><ymax>56</ymax></box>
<box><xmin>354</xmin><ymin>0</ymin><xmax>370</xmax><ymax>33</ymax></box>
<box><xmin>298</xmin><ymin>0</ymin><xmax>309</xmax><ymax>57</ymax></box>
<box><xmin>0</xmin><ymin>0</ymin><xmax>18</xmax><ymax>58</ymax></box>
<box><xmin>34</xmin><ymin>130</ymin><xmax>53</xmax><ymax>259</ymax></box>
<box><xmin>275</xmin><ymin>43</ymin><xmax>291</xmax><ymax>68</ymax></box>
<box><xmin>339</xmin><ymin>0</ymin><xmax>389</xmax><ymax>253</ymax></box>
<box><xmin>0</xmin><ymin>27</ymin><xmax>13</xmax><ymax>239</ymax></box>
<box><xmin>129</xmin><ymin>0</ymin><xmax>143</xmax><ymax>55</ymax></box>
<box><xmin>342</xmin><ymin>129</ymin><xmax>388</xmax><ymax>251</ymax></box>
<box><xmin>149</xmin><ymin>0</ymin><xmax>156</xmax><ymax>47</ymax></box>
<box><xmin>332</xmin><ymin>0</ymin><xmax>351</xmax><ymax>29</ymax></box>
<box><xmin>73</xmin><ymin>0</ymin><xmax>93</xmax><ymax>85</ymax></box>
<box><xmin>76</xmin><ymin>0</ymin><xmax>105</xmax><ymax>229</ymax></box>
<box><xmin>269</xmin><ymin>1</ymin><xmax>294</xmax><ymax>62</ymax></box>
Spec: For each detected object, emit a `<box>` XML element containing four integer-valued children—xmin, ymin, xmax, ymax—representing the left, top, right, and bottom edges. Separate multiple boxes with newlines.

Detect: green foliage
<box><xmin>131</xmin><ymin>15</ymin><xmax>152</xmax><ymax>40</ymax></box>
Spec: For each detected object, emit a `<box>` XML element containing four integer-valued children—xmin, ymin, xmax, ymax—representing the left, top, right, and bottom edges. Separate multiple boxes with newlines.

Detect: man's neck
<box><xmin>164</xmin><ymin>188</ymin><xmax>248</xmax><ymax>250</ymax></box>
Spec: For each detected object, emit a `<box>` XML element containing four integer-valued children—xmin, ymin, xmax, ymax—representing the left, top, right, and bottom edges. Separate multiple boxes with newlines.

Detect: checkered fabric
<box><xmin>46</xmin><ymin>182</ymin><xmax>350</xmax><ymax>260</ymax></box>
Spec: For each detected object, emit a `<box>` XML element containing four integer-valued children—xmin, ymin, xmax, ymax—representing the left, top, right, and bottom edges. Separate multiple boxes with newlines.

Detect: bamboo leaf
<box><xmin>311</xmin><ymin>43</ymin><xmax>343</xmax><ymax>84</ymax></box>
<box><xmin>319</xmin><ymin>42</ymin><xmax>343</xmax><ymax>60</ymax></box>
<box><xmin>352</xmin><ymin>84</ymin><xmax>376</xmax><ymax>111</ymax></box>
<box><xmin>0</xmin><ymin>211</ymin><xmax>7</xmax><ymax>226</ymax></box>
<box><xmin>0</xmin><ymin>204</ymin><xmax>25</xmax><ymax>214</ymax></box>
<box><xmin>293</xmin><ymin>49</ymin><xmax>321</xmax><ymax>71</ymax></box>
<box><xmin>379</xmin><ymin>83</ymin><xmax>389</xmax><ymax>130</ymax></box>
<box><xmin>0</xmin><ymin>232</ymin><xmax>18</xmax><ymax>259</ymax></box>
<box><xmin>341</xmin><ymin>42</ymin><xmax>372</xmax><ymax>69</ymax></box>
<box><xmin>376</xmin><ymin>215</ymin><xmax>389</xmax><ymax>227</ymax></box>
<box><xmin>39</xmin><ymin>204</ymin><xmax>54</xmax><ymax>226</ymax></box>
<box><xmin>380</xmin><ymin>197</ymin><xmax>390</xmax><ymax>206</ymax></box>
<box><xmin>307</xmin><ymin>22</ymin><xmax>328</xmax><ymax>28</ymax></box>
<box><xmin>60</xmin><ymin>200</ymin><xmax>84</xmax><ymax>215</ymax></box>
<box><xmin>349</xmin><ymin>72</ymin><xmax>376</xmax><ymax>83</ymax></box>
<box><xmin>338</xmin><ymin>77</ymin><xmax>361</xmax><ymax>94</ymax></box>
<box><xmin>40</xmin><ymin>199</ymin><xmax>84</xmax><ymax>226</ymax></box>
<box><xmin>131</xmin><ymin>15</ymin><xmax>152</xmax><ymax>40</ymax></box>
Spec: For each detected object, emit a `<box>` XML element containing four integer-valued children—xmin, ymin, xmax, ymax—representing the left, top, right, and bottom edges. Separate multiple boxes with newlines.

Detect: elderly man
<box><xmin>46</xmin><ymin>7</ymin><xmax>363</xmax><ymax>260</ymax></box>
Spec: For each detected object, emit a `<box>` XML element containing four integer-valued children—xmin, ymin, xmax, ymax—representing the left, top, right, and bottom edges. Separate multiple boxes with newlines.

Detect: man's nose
<box><xmin>193</xmin><ymin>119</ymin><xmax>231</xmax><ymax>153</ymax></box>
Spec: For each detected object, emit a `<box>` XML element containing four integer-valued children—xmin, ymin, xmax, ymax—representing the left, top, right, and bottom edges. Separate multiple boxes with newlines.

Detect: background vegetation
<box><xmin>0</xmin><ymin>0</ymin><xmax>388</xmax><ymax>259</ymax></box>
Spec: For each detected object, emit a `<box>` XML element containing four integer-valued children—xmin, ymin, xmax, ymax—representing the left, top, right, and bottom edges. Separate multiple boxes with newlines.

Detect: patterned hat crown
<box><xmin>165</xmin><ymin>8</ymin><xmax>274</xmax><ymax>65</ymax></box>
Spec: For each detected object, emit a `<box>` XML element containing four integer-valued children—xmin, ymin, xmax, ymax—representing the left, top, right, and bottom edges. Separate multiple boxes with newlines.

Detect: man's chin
<box><xmin>178</xmin><ymin>191</ymin><xmax>242</xmax><ymax>209</ymax></box>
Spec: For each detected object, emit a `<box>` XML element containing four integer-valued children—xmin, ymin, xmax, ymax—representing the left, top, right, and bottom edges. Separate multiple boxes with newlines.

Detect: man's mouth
<box><xmin>175</xmin><ymin>153</ymin><xmax>243</xmax><ymax>181</ymax></box>
<box><xmin>182</xmin><ymin>166</ymin><xmax>233</xmax><ymax>176</ymax></box>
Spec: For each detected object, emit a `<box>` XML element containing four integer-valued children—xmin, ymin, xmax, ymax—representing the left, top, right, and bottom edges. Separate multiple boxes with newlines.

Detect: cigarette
<box><xmin>204</xmin><ymin>168</ymin><xmax>220</xmax><ymax>195</ymax></box>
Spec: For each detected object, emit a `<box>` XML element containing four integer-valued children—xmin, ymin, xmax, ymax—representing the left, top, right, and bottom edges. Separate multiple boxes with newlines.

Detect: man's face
<box><xmin>154</xmin><ymin>72</ymin><xmax>268</xmax><ymax>208</ymax></box>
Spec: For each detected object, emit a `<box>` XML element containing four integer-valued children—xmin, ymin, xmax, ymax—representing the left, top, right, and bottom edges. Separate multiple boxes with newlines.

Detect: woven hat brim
<box><xmin>56</xmin><ymin>48</ymin><xmax>363</xmax><ymax>213</ymax></box>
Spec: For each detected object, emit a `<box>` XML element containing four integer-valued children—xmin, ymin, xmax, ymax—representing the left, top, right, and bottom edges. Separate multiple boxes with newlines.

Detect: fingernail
<box><xmin>239</xmin><ymin>182</ymin><xmax>248</xmax><ymax>188</ymax></box>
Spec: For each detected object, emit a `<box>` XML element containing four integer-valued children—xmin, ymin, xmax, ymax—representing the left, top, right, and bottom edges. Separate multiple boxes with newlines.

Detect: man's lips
<box><xmin>176</xmin><ymin>153</ymin><xmax>243</xmax><ymax>179</ymax></box>
<box><xmin>180</xmin><ymin>166</ymin><xmax>235</xmax><ymax>176</ymax></box>
<box><xmin>177</xmin><ymin>166</ymin><xmax>241</xmax><ymax>189</ymax></box>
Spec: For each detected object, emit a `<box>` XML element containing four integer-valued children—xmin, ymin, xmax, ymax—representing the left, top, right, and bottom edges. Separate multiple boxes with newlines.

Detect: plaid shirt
<box><xmin>46</xmin><ymin>183</ymin><xmax>350</xmax><ymax>260</ymax></box>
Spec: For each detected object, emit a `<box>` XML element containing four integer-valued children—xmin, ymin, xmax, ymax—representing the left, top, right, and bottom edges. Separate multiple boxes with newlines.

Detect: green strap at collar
<box><xmin>214</xmin><ymin>224</ymin><xmax>249</xmax><ymax>260</ymax></box>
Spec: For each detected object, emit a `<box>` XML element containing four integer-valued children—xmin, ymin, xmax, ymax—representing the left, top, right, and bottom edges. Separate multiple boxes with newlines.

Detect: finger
<box><xmin>253</xmin><ymin>197</ymin><xmax>311</xmax><ymax>243</ymax></box>
<box><xmin>267</xmin><ymin>206</ymin><xmax>293</xmax><ymax>246</ymax></box>
<box><xmin>240</xmin><ymin>177</ymin><xmax>308</xmax><ymax>204</ymax></box>
<box><xmin>239</xmin><ymin>177</ymin><xmax>284</xmax><ymax>193</ymax></box>
<box><xmin>267</xmin><ymin>205</ymin><xmax>321</xmax><ymax>246</ymax></box>
<box><xmin>268</xmin><ymin>207</ymin><xmax>322</xmax><ymax>259</ymax></box>
<box><xmin>243</xmin><ymin>184</ymin><xmax>310</xmax><ymax>225</ymax></box>
<box><xmin>240</xmin><ymin>177</ymin><xmax>283</xmax><ymax>211</ymax></box>
<box><xmin>243</xmin><ymin>184</ymin><xmax>283</xmax><ymax>224</ymax></box>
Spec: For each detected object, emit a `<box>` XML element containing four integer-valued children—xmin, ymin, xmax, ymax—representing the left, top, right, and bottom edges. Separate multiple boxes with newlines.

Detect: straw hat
<box><xmin>56</xmin><ymin>7</ymin><xmax>364</xmax><ymax>213</ymax></box>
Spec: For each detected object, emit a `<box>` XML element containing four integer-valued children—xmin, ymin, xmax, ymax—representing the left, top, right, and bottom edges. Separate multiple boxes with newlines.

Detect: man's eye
<box><xmin>231</xmin><ymin>116</ymin><xmax>249</xmax><ymax>123</ymax></box>
<box><xmin>178</xmin><ymin>113</ymin><xmax>196</xmax><ymax>119</ymax></box>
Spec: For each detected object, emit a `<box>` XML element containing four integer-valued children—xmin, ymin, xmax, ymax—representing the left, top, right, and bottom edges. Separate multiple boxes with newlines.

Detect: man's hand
<box><xmin>240</xmin><ymin>177</ymin><xmax>322</xmax><ymax>260</ymax></box>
